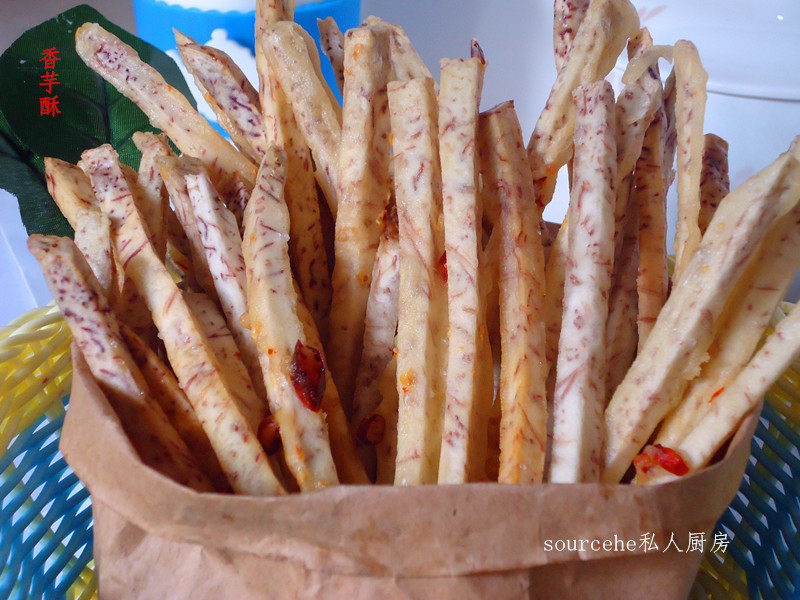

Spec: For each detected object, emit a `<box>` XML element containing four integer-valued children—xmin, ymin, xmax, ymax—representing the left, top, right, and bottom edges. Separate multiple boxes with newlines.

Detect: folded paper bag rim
<box><xmin>60</xmin><ymin>347</ymin><xmax>755</xmax><ymax>580</ymax></box>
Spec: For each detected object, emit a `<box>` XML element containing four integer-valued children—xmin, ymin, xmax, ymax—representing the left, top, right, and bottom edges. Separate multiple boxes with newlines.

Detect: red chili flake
<box><xmin>290</xmin><ymin>340</ymin><xmax>326</xmax><ymax>412</ymax></box>
<box><xmin>437</xmin><ymin>252</ymin><xmax>448</xmax><ymax>282</ymax></box>
<box><xmin>634</xmin><ymin>444</ymin><xmax>689</xmax><ymax>477</ymax></box>
<box><xmin>653</xmin><ymin>445</ymin><xmax>689</xmax><ymax>476</ymax></box>
<box><xmin>257</xmin><ymin>414</ymin><xmax>282</xmax><ymax>455</ymax></box>
<box><xmin>357</xmin><ymin>414</ymin><xmax>386</xmax><ymax>445</ymax></box>
<box><xmin>709</xmin><ymin>387</ymin><xmax>725</xmax><ymax>403</ymax></box>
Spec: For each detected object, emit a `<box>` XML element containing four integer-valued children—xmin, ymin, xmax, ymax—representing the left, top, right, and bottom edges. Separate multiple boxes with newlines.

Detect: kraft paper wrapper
<box><xmin>61</xmin><ymin>350</ymin><xmax>757</xmax><ymax>599</ymax></box>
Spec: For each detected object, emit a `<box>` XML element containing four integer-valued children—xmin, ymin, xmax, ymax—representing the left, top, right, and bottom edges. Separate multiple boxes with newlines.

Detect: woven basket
<box><xmin>1</xmin><ymin>303</ymin><xmax>799</xmax><ymax>599</ymax></box>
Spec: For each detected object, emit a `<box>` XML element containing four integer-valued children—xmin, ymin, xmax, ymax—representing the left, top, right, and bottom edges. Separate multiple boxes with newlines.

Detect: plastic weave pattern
<box><xmin>1</xmin><ymin>303</ymin><xmax>798</xmax><ymax>599</ymax></box>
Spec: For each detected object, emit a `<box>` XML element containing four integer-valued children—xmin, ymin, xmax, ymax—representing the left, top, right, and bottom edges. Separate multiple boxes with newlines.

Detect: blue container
<box><xmin>132</xmin><ymin>0</ymin><xmax>361</xmax><ymax>101</ymax></box>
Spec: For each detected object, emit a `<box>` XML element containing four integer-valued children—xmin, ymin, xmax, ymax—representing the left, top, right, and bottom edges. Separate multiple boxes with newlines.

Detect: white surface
<box><xmin>2</xmin><ymin>0</ymin><xmax>800</xmax><ymax>324</ymax></box>
<box><xmin>635</xmin><ymin>0</ymin><xmax>800</xmax><ymax>100</ymax></box>
<box><xmin>0</xmin><ymin>189</ymin><xmax>52</xmax><ymax>325</ymax></box>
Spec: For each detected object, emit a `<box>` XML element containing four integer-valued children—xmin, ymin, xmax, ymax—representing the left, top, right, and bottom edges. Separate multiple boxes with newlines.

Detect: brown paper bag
<box><xmin>61</xmin><ymin>351</ymin><xmax>756</xmax><ymax>600</ymax></box>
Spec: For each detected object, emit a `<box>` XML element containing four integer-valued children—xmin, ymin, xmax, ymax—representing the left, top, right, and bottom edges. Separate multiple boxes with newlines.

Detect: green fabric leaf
<box><xmin>0</xmin><ymin>4</ymin><xmax>196</xmax><ymax>236</ymax></box>
<box><xmin>0</xmin><ymin>111</ymin><xmax>72</xmax><ymax>237</ymax></box>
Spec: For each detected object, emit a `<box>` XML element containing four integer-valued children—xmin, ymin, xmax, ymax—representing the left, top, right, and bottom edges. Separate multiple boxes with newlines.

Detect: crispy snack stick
<box><xmin>283</xmin><ymin>189</ymin><xmax>331</xmax><ymax>338</ymax></box>
<box><xmin>131</xmin><ymin>131</ymin><xmax>172</xmax><ymax>258</ymax></box>
<box><xmin>614</xmin><ymin>28</ymin><xmax>662</xmax><ymax>244</ymax></box>
<box><xmin>158</xmin><ymin>156</ymin><xmax>219</xmax><ymax>300</ymax></box>
<box><xmin>73</xmin><ymin>210</ymin><xmax>115</xmax><ymax>296</ymax></box>
<box><xmin>543</xmin><ymin>219</ymin><xmax>568</xmax><ymax>393</ymax></box>
<box><xmin>479</xmin><ymin>101</ymin><xmax>548</xmax><ymax>484</ymax></box>
<box><xmin>28</xmin><ymin>235</ymin><xmax>211</xmax><ymax>492</ymax></box>
<box><xmin>255</xmin><ymin>0</ymin><xmax>293</xmax><ymax>147</ymax></box>
<box><xmin>44</xmin><ymin>157</ymin><xmax>97</xmax><ymax>226</ymax></box>
<box><xmin>82</xmin><ymin>144</ymin><xmax>284</xmax><ymax>496</ymax></box>
<box><xmin>255</xmin><ymin>8</ymin><xmax>331</xmax><ymax>334</ymax></box>
<box><xmin>662</xmin><ymin>69</ymin><xmax>678</xmax><ymax>187</ymax></box>
<box><xmin>184</xmin><ymin>169</ymin><xmax>267</xmax><ymax>400</ymax></box>
<box><xmin>163</xmin><ymin>207</ymin><xmax>197</xmax><ymax>286</ymax></box>
<box><xmin>131</xmin><ymin>131</ymin><xmax>194</xmax><ymax>283</ymax></box>
<box><xmin>317</xmin><ymin>16</ymin><xmax>345</xmax><ymax>94</ymax></box>
<box><xmin>372</xmin><ymin>357</ymin><xmax>399</xmax><ymax>484</ymax></box>
<box><xmin>328</xmin><ymin>26</ymin><xmax>394</xmax><ymax>412</ymax></box>
<box><xmin>550</xmin><ymin>82</ymin><xmax>617</xmax><ymax>483</ymax></box>
<box><xmin>671</xmin><ymin>40</ymin><xmax>708</xmax><ymax>282</ymax></box>
<box><xmin>603</xmin><ymin>29</ymin><xmax>663</xmax><ymax>393</ymax></box>
<box><xmin>635</xmin><ymin>108</ymin><xmax>669</xmax><ymax>348</ymax></box>
<box><xmin>553</xmin><ymin>0</ymin><xmax>591</xmax><ymax>71</ymax></box>
<box><xmin>657</xmin><ymin>200</ymin><xmax>800</xmax><ymax>446</ymax></box>
<box><xmin>220</xmin><ymin>173</ymin><xmax>252</xmax><ymax>228</ymax></box>
<box><xmin>296</xmin><ymin>293</ymin><xmax>369</xmax><ymax>484</ymax></box>
<box><xmin>119</xmin><ymin>323</ymin><xmax>230</xmax><ymax>491</ymax></box>
<box><xmin>183</xmin><ymin>291</ymin><xmax>268</xmax><ymax>434</ymax></box>
<box><xmin>604</xmin><ymin>147</ymin><xmax>800</xmax><ymax>483</ymax></box>
<box><xmin>298</xmin><ymin>25</ymin><xmax>343</xmax><ymax>120</ymax></box>
<box><xmin>243</xmin><ymin>147</ymin><xmax>339</xmax><ymax>491</ymax></box>
<box><xmin>528</xmin><ymin>0</ymin><xmax>639</xmax><ymax>207</ymax></box>
<box><xmin>698</xmin><ymin>133</ymin><xmax>730</xmax><ymax>234</ymax></box>
<box><xmin>676</xmin><ymin>301</ymin><xmax>800</xmax><ymax>472</ymax></box>
<box><xmin>389</xmin><ymin>77</ymin><xmax>448</xmax><ymax>485</ymax></box>
<box><xmin>351</xmin><ymin>209</ymin><xmax>400</xmax><ymax>426</ymax></box>
<box><xmin>604</xmin><ymin>188</ymin><xmax>639</xmax><ymax>396</ymax></box>
<box><xmin>45</xmin><ymin>158</ymin><xmax>116</xmax><ymax>295</ymax></box>
<box><xmin>263</xmin><ymin>21</ymin><xmax>342</xmax><ymax>215</ymax></box>
<box><xmin>362</xmin><ymin>16</ymin><xmax>433</xmax><ymax>82</ymax></box>
<box><xmin>62</xmin><ymin>159</ymin><xmax>156</xmax><ymax>339</ymax></box>
<box><xmin>75</xmin><ymin>23</ymin><xmax>257</xmax><ymax>190</ymax></box>
<box><xmin>437</xmin><ymin>56</ymin><xmax>491</xmax><ymax>484</ymax></box>
<box><xmin>255</xmin><ymin>0</ymin><xmax>293</xmax><ymax>34</ymax></box>
<box><xmin>176</xmin><ymin>33</ymin><xmax>268</xmax><ymax>165</ymax></box>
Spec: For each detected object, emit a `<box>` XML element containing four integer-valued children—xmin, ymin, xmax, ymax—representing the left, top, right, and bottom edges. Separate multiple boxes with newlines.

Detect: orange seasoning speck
<box><xmin>709</xmin><ymin>387</ymin><xmax>725</xmax><ymax>403</ymax></box>
<box><xmin>400</xmin><ymin>371</ymin><xmax>414</xmax><ymax>393</ymax></box>
<box><xmin>353</xmin><ymin>43</ymin><xmax>364</xmax><ymax>59</ymax></box>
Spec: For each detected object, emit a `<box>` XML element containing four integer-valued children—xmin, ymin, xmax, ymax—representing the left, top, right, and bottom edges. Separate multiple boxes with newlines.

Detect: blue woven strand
<box><xmin>52</xmin><ymin>528</ymin><xmax>93</xmax><ymax>597</ymax></box>
<box><xmin>0</xmin><ymin>421</ymin><xmax>65</xmax><ymax>596</ymax></box>
<box><xmin>730</xmin><ymin>494</ymin><xmax>793</xmax><ymax>597</ymax></box>
<box><xmin>10</xmin><ymin>472</ymin><xmax>77</xmax><ymax>599</ymax></box>
<box><xmin>0</xmin><ymin>409</ymin><xmax>93</xmax><ymax>600</ymax></box>
<box><xmin>744</xmin><ymin>471</ymin><xmax>800</xmax><ymax>568</ymax></box>
<box><xmin>708</xmin><ymin>403</ymin><xmax>800</xmax><ymax>600</ymax></box>
<box><xmin>17</xmin><ymin>477</ymin><xmax>89</xmax><ymax>598</ymax></box>
<box><xmin>30</xmin><ymin>507</ymin><xmax>93</xmax><ymax>599</ymax></box>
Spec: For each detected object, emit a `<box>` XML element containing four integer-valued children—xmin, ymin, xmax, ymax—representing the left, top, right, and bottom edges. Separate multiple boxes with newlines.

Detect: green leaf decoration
<box><xmin>0</xmin><ymin>4</ymin><xmax>196</xmax><ymax>236</ymax></box>
<box><xmin>0</xmin><ymin>111</ymin><xmax>72</xmax><ymax>237</ymax></box>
